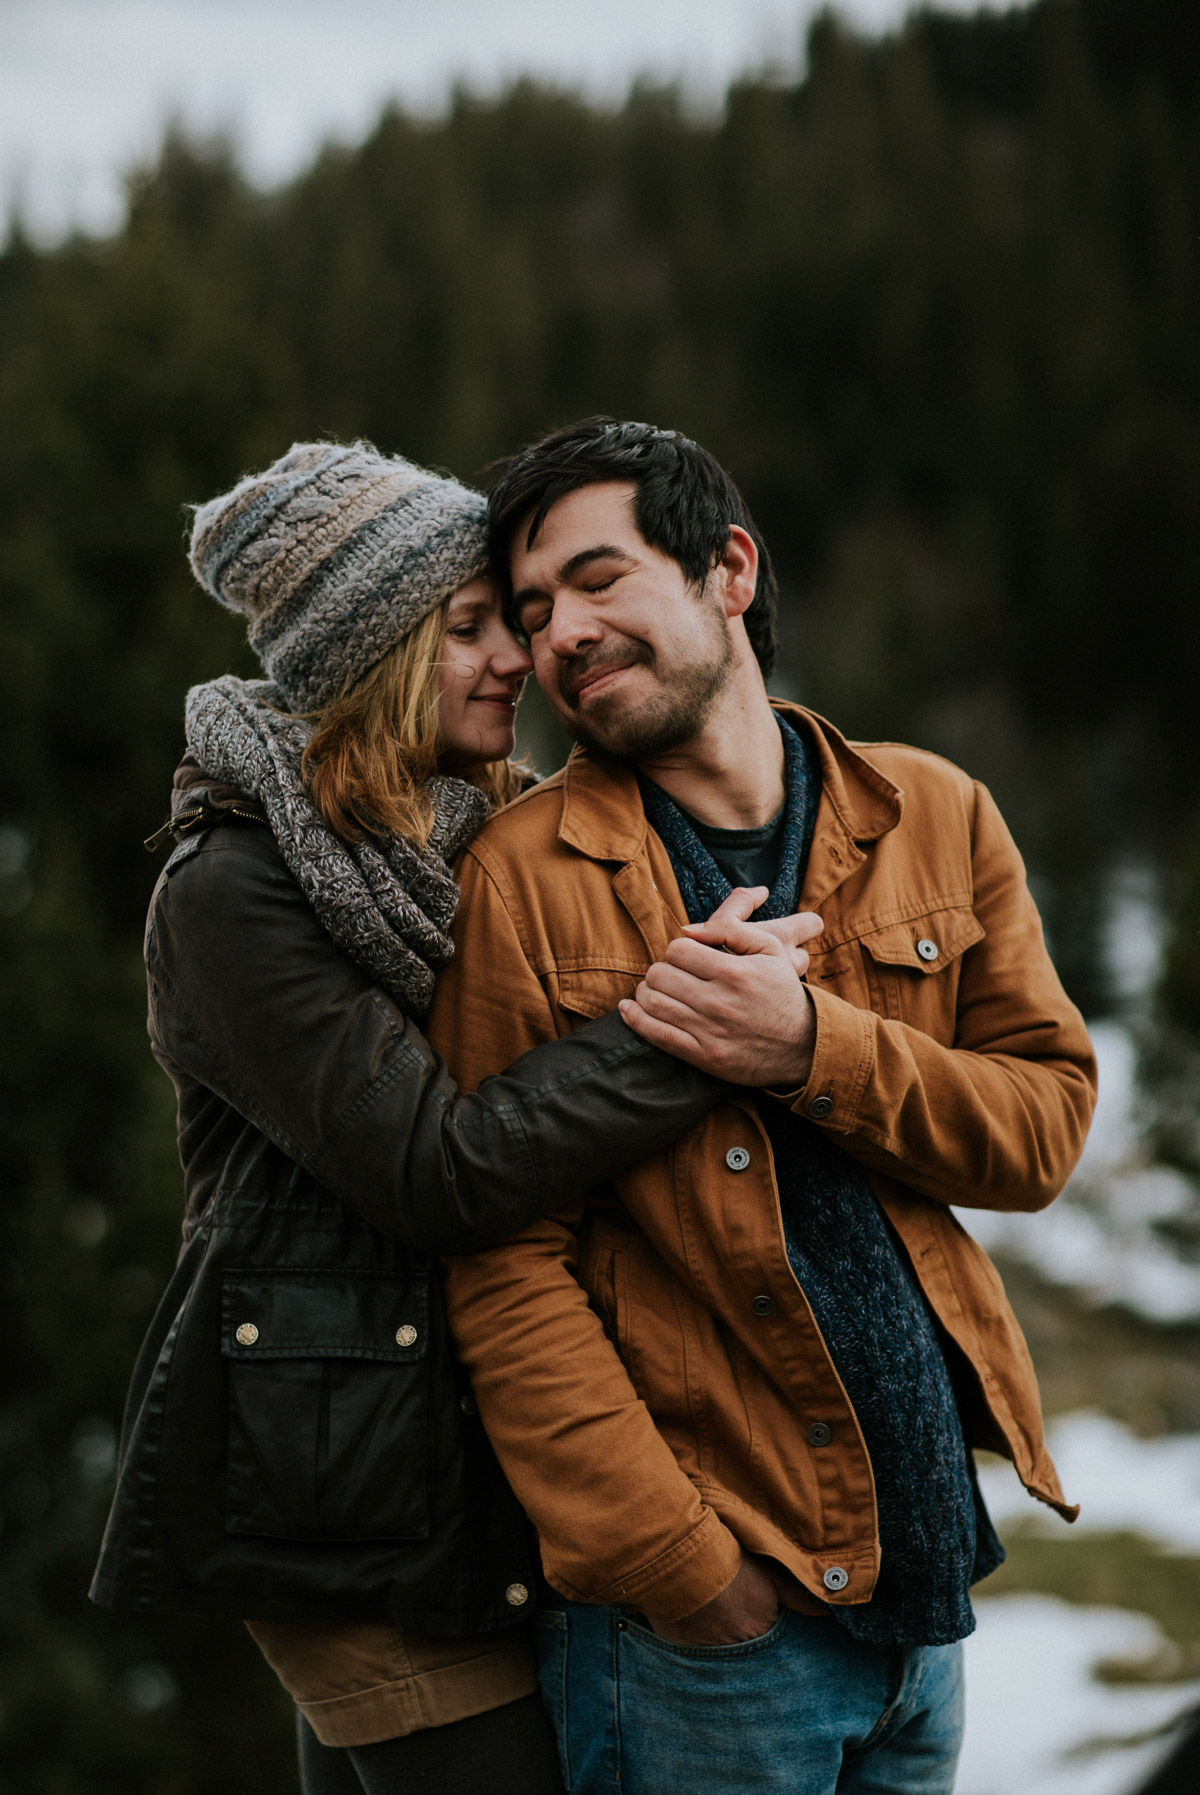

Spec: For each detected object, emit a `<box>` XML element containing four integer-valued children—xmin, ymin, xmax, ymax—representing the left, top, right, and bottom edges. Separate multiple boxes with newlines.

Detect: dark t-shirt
<box><xmin>681</xmin><ymin>802</ymin><xmax>786</xmax><ymax>894</ymax></box>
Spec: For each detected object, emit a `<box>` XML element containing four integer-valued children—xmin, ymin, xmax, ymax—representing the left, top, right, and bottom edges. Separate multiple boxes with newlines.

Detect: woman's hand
<box><xmin>619</xmin><ymin>888</ymin><xmax>824</xmax><ymax>1087</ymax></box>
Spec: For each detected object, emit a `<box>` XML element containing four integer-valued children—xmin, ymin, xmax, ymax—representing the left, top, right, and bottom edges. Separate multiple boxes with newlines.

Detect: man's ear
<box><xmin>717</xmin><ymin>527</ymin><xmax>759</xmax><ymax>620</ymax></box>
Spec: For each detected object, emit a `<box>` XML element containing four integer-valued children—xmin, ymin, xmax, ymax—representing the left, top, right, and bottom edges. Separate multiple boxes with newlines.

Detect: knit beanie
<box><xmin>188</xmin><ymin>441</ymin><xmax>490</xmax><ymax>711</ymax></box>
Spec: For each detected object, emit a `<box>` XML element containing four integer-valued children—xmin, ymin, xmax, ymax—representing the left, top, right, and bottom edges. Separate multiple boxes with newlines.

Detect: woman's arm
<box><xmin>148</xmin><ymin>823</ymin><xmax>717</xmax><ymax>1252</ymax></box>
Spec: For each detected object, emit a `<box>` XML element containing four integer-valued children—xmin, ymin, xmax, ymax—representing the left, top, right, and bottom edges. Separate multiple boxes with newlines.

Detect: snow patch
<box><xmin>977</xmin><ymin>1410</ymin><xmax>1200</xmax><ymax>1553</ymax></box>
<box><xmin>959</xmin><ymin>1594</ymin><xmax>1200</xmax><ymax>1795</ymax></box>
<box><xmin>958</xmin><ymin>1021</ymin><xmax>1200</xmax><ymax>1322</ymax></box>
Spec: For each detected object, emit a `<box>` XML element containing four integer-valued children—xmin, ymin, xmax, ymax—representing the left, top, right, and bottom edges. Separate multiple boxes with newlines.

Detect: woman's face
<box><xmin>437</xmin><ymin>576</ymin><xmax>533</xmax><ymax>769</ymax></box>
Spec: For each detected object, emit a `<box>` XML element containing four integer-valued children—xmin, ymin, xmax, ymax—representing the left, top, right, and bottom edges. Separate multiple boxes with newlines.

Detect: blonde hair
<box><xmin>302</xmin><ymin>602</ymin><xmax>525</xmax><ymax>848</ymax></box>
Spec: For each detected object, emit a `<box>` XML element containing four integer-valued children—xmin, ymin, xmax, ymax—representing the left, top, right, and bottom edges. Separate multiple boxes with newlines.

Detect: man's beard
<box><xmin>557</xmin><ymin>615</ymin><xmax>733</xmax><ymax>763</ymax></box>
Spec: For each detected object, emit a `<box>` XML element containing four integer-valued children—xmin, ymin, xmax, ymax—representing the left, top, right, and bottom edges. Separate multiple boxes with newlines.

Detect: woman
<box><xmin>91</xmin><ymin>441</ymin><xmax>731</xmax><ymax>1793</ymax></box>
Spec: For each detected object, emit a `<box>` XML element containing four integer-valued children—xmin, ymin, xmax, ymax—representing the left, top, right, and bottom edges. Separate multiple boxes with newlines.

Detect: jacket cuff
<box><xmin>572</xmin><ymin>1508</ymin><xmax>744</xmax><ymax>1626</ymax></box>
<box><xmin>782</xmin><ymin>982</ymin><xmax>876</xmax><ymax>1132</ymax></box>
<box><xmin>602</xmin><ymin>1507</ymin><xmax>742</xmax><ymax>1622</ymax></box>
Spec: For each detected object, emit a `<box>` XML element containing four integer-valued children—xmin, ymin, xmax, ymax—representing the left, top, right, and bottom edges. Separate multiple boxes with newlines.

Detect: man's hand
<box><xmin>619</xmin><ymin>887</ymin><xmax>823</xmax><ymax>1087</ymax></box>
<box><xmin>650</xmin><ymin>1552</ymin><xmax>781</xmax><ymax>1646</ymax></box>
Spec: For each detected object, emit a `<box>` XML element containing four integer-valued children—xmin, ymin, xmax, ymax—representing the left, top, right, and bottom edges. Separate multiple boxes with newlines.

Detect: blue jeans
<box><xmin>535</xmin><ymin>1601</ymin><xmax>964</xmax><ymax>1795</ymax></box>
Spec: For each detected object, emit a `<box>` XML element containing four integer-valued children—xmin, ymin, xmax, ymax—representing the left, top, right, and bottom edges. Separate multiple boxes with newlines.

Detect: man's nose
<box><xmin>545</xmin><ymin>593</ymin><xmax>603</xmax><ymax>660</ymax></box>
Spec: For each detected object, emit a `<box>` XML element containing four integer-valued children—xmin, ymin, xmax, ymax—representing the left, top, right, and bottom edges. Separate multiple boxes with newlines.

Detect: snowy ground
<box><xmin>958</xmin><ymin>1020</ymin><xmax>1200</xmax><ymax>1323</ymax></box>
<box><xmin>977</xmin><ymin>1410</ymin><xmax>1200</xmax><ymax>1552</ymax></box>
<box><xmin>956</xmin><ymin>953</ymin><xmax>1200</xmax><ymax>1795</ymax></box>
<box><xmin>963</xmin><ymin>1412</ymin><xmax>1200</xmax><ymax>1793</ymax></box>
<box><xmin>959</xmin><ymin>1596</ymin><xmax>1200</xmax><ymax>1795</ymax></box>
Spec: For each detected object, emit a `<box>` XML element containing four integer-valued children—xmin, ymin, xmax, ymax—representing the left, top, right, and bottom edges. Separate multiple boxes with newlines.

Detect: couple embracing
<box><xmin>93</xmin><ymin>419</ymin><xmax>1096</xmax><ymax>1795</ymax></box>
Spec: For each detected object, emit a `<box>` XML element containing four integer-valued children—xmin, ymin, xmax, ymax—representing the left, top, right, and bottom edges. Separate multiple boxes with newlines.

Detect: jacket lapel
<box><xmin>558</xmin><ymin>748</ymin><xmax>683</xmax><ymax>961</ymax></box>
<box><xmin>779</xmin><ymin>705</ymin><xmax>904</xmax><ymax>911</ymax></box>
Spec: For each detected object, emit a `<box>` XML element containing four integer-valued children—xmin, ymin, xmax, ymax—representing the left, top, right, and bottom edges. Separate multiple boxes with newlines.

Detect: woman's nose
<box><xmin>492</xmin><ymin>634</ymin><xmax>534</xmax><ymax>678</ymax></box>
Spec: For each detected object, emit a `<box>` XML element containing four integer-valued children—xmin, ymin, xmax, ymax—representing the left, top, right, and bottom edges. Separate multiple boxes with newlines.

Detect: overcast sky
<box><xmin>2</xmin><ymin>0</ymin><xmax>1017</xmax><ymax>240</ymax></box>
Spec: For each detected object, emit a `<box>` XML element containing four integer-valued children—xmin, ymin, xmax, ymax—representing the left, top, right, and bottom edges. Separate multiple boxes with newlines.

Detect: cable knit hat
<box><xmin>188</xmin><ymin>440</ymin><xmax>490</xmax><ymax>711</ymax></box>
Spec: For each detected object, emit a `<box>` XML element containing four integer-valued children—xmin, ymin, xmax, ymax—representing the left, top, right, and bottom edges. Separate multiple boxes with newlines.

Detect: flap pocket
<box><xmin>220</xmin><ymin>1270</ymin><xmax>431</xmax><ymax>1542</ymax></box>
<box><xmin>556</xmin><ymin>963</ymin><xmax>645</xmax><ymax>1020</ymax></box>
<box><xmin>221</xmin><ymin>1269</ymin><xmax>427</xmax><ymax>1362</ymax></box>
<box><xmin>859</xmin><ymin>908</ymin><xmax>984</xmax><ymax>975</ymax></box>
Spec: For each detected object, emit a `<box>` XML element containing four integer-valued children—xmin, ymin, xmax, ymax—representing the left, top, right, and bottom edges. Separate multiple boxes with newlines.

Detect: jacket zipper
<box><xmin>143</xmin><ymin>804</ymin><xmax>262</xmax><ymax>853</ymax></box>
<box><xmin>144</xmin><ymin>810</ymin><xmax>204</xmax><ymax>852</ymax></box>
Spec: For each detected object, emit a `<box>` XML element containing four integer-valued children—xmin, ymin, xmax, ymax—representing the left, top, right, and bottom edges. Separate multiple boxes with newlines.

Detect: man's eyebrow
<box><xmin>560</xmin><ymin>545</ymin><xmax>635</xmax><ymax>581</ymax></box>
<box><xmin>512</xmin><ymin>545</ymin><xmax>636</xmax><ymax>611</ymax></box>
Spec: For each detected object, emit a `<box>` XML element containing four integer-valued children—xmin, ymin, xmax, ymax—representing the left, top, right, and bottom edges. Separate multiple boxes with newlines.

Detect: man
<box><xmin>426</xmin><ymin>419</ymin><xmax>1096</xmax><ymax>1794</ymax></box>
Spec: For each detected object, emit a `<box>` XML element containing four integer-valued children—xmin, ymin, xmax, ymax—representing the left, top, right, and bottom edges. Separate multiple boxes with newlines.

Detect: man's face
<box><xmin>508</xmin><ymin>481</ymin><xmax>732</xmax><ymax>760</ymax></box>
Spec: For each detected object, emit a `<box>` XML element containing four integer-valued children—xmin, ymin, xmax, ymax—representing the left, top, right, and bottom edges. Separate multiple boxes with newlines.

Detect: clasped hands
<box><xmin>619</xmin><ymin>886</ymin><xmax>823</xmax><ymax>1089</ymax></box>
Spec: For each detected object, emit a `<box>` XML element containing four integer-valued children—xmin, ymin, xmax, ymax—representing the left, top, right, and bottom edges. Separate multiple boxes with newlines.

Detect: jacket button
<box><xmin>808</xmin><ymin>1095</ymin><xmax>834</xmax><ymax>1120</ymax></box>
<box><xmin>823</xmin><ymin>1566</ymin><xmax>849</xmax><ymax>1592</ymax></box>
<box><xmin>235</xmin><ymin>1323</ymin><xmax>259</xmax><ymax>1346</ymax></box>
<box><xmin>750</xmin><ymin>1294</ymin><xmax>775</xmax><ymax>1317</ymax></box>
<box><xmin>395</xmin><ymin>1325</ymin><xmax>418</xmax><ymax>1347</ymax></box>
<box><xmin>725</xmin><ymin>1146</ymin><xmax>751</xmax><ymax>1172</ymax></box>
<box><xmin>808</xmin><ymin>1422</ymin><xmax>832</xmax><ymax>1447</ymax></box>
<box><xmin>505</xmin><ymin>1583</ymin><xmax>529</xmax><ymax>1607</ymax></box>
<box><xmin>916</xmin><ymin>938</ymin><xmax>939</xmax><ymax>962</ymax></box>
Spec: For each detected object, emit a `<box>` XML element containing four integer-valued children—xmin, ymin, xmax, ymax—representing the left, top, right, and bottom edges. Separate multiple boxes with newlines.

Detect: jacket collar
<box><xmin>790</xmin><ymin>704</ymin><xmax>904</xmax><ymax>846</ymax></box>
<box><xmin>559</xmin><ymin>747</ymin><xmax>648</xmax><ymax>863</ymax></box>
<box><xmin>557</xmin><ymin>701</ymin><xmax>903</xmax><ymax>865</ymax></box>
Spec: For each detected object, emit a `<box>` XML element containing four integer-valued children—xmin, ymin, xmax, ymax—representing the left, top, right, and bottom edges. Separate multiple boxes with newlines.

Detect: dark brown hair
<box><xmin>486</xmin><ymin>417</ymin><xmax>779</xmax><ymax>679</ymax></box>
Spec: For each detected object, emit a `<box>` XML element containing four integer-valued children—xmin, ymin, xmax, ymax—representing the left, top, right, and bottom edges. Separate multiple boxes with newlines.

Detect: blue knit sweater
<box><xmin>638</xmin><ymin>717</ymin><xmax>1003</xmax><ymax>1646</ymax></box>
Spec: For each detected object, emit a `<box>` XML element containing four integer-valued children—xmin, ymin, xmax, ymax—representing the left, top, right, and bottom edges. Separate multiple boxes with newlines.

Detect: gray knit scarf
<box><xmin>185</xmin><ymin>675</ymin><xmax>491</xmax><ymax>1019</ymax></box>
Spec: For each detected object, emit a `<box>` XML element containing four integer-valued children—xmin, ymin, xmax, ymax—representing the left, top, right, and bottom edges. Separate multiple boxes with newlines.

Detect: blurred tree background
<box><xmin>1</xmin><ymin>0</ymin><xmax>1198</xmax><ymax>1787</ymax></box>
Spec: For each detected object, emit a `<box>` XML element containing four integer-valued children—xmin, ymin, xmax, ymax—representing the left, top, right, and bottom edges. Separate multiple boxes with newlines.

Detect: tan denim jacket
<box><xmin>427</xmin><ymin>705</ymin><xmax>1096</xmax><ymax>1628</ymax></box>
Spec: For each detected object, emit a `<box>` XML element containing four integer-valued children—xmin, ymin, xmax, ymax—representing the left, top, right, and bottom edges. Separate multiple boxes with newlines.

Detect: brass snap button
<box><xmin>395</xmin><ymin>1325</ymin><xmax>418</xmax><ymax>1347</ymax></box>
<box><xmin>808</xmin><ymin>1422</ymin><xmax>832</xmax><ymax>1447</ymax></box>
<box><xmin>725</xmin><ymin>1146</ymin><xmax>751</xmax><ymax>1172</ymax></box>
<box><xmin>823</xmin><ymin>1566</ymin><xmax>849</xmax><ymax>1592</ymax></box>
<box><xmin>235</xmin><ymin>1323</ymin><xmax>259</xmax><ymax>1346</ymax></box>
<box><xmin>505</xmin><ymin>1583</ymin><xmax>529</xmax><ymax>1607</ymax></box>
<box><xmin>750</xmin><ymin>1293</ymin><xmax>776</xmax><ymax>1317</ymax></box>
<box><xmin>808</xmin><ymin>1095</ymin><xmax>834</xmax><ymax>1120</ymax></box>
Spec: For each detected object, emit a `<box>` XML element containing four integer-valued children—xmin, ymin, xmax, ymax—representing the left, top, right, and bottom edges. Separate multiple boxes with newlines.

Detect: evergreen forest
<box><xmin>1</xmin><ymin>1</ymin><xmax>1199</xmax><ymax>1788</ymax></box>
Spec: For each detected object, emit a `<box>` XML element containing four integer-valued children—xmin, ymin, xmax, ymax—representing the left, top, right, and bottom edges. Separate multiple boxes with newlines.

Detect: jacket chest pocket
<box><xmin>553</xmin><ymin>963</ymin><xmax>646</xmax><ymax>1025</ymax></box>
<box><xmin>220</xmin><ymin>1269</ymin><xmax>430</xmax><ymax>1542</ymax></box>
<box><xmin>856</xmin><ymin>906</ymin><xmax>985</xmax><ymax>1031</ymax></box>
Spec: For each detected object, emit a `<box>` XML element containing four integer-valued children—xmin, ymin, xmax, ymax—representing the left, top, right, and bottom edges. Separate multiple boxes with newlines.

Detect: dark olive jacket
<box><xmin>90</xmin><ymin>798</ymin><xmax>715</xmax><ymax>1636</ymax></box>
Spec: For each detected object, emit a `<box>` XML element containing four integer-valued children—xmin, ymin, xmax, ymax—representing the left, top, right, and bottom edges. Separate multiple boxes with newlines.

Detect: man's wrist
<box><xmin>765</xmin><ymin>992</ymin><xmax>816</xmax><ymax>1094</ymax></box>
<box><xmin>648</xmin><ymin>1550</ymin><xmax>781</xmax><ymax>1645</ymax></box>
<box><xmin>640</xmin><ymin>1545</ymin><xmax>745</xmax><ymax>1632</ymax></box>
<box><xmin>784</xmin><ymin>1038</ymin><xmax>816</xmax><ymax>1091</ymax></box>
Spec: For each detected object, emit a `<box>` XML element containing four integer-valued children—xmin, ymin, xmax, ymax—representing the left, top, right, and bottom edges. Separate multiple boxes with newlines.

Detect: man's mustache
<box><xmin>560</xmin><ymin>639</ymin><xmax>654</xmax><ymax>706</ymax></box>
